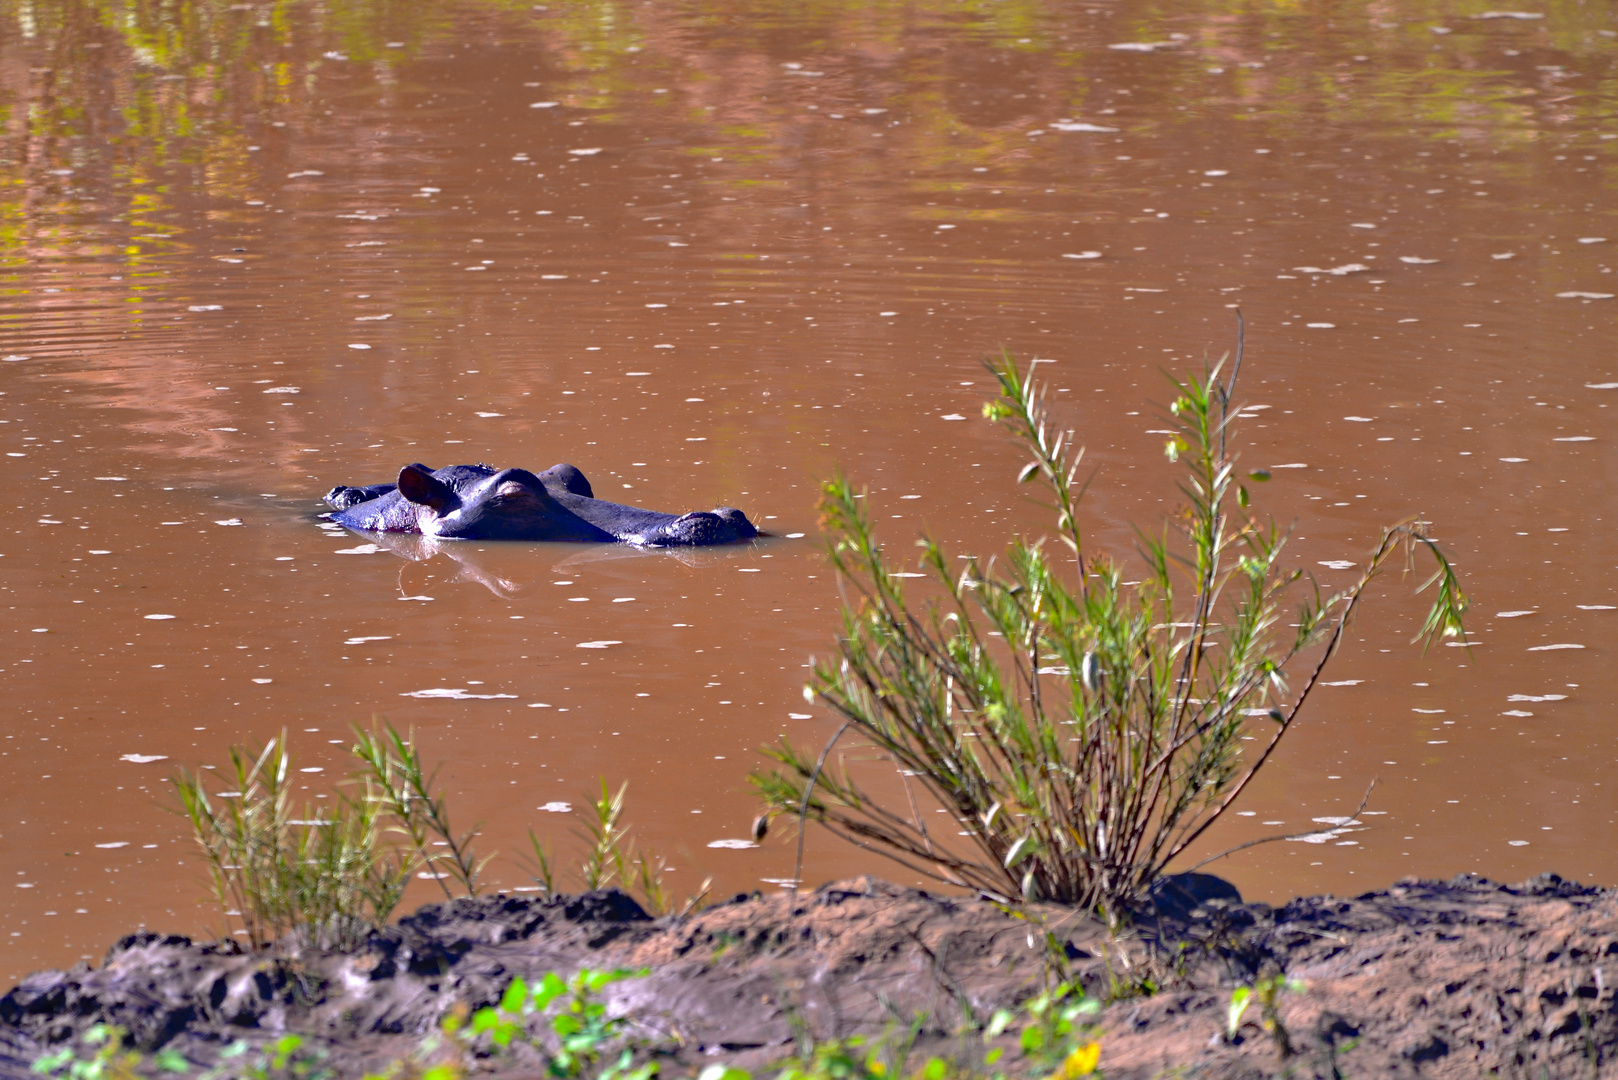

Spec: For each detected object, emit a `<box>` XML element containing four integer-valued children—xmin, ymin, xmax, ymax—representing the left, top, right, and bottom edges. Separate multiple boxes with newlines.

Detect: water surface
<box><xmin>2</xmin><ymin>0</ymin><xmax>1616</xmax><ymax>980</ymax></box>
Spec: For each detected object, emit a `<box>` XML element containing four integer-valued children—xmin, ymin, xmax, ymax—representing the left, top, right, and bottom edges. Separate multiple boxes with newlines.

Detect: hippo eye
<box><xmin>495</xmin><ymin>482</ymin><xmax>535</xmax><ymax>500</ymax></box>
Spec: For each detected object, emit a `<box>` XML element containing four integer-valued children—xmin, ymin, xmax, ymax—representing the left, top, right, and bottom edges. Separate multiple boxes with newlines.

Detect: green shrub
<box><xmin>754</xmin><ymin>351</ymin><xmax>1466</xmax><ymax>914</ymax></box>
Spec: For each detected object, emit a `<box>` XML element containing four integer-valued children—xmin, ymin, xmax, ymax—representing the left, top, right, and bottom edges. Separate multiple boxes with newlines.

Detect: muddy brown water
<box><xmin>0</xmin><ymin>0</ymin><xmax>1615</xmax><ymax>983</ymax></box>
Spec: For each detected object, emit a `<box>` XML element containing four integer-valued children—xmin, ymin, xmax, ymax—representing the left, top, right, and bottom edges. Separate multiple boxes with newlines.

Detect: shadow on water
<box><xmin>348</xmin><ymin>529</ymin><xmax>770</xmax><ymax>599</ymax></box>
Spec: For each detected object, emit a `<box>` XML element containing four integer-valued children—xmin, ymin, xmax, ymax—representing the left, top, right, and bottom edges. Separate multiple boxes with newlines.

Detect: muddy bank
<box><xmin>1</xmin><ymin>873</ymin><xmax>1613</xmax><ymax>1079</ymax></box>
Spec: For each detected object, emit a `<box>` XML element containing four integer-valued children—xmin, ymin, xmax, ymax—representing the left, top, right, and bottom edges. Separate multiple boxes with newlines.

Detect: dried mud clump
<box><xmin>1</xmin><ymin>873</ymin><xmax>1615</xmax><ymax>1078</ymax></box>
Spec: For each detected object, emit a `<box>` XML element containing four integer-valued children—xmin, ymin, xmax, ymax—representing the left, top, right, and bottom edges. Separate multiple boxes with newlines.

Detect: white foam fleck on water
<box><xmin>475</xmin><ymin>412</ymin><xmax>504</xmax><ymax>418</ymax></box>
<box><xmin>402</xmin><ymin>688</ymin><xmax>519</xmax><ymax>699</ymax></box>
<box><xmin>1318</xmin><ymin>560</ymin><xmax>1356</xmax><ymax>570</ymax></box>
<box><xmin>252</xmin><ymin>678</ymin><xmax>272</xmax><ymax>685</ymax></box>
<box><xmin>1323</xmin><ymin>680</ymin><xmax>1363</xmax><ymax>686</ymax></box>
<box><xmin>941</xmin><ymin>413</ymin><xmax>967</xmax><ymax>420</ymax></box>
<box><xmin>1527</xmin><ymin>643</ymin><xmax>1584</xmax><ymax>651</ymax></box>
<box><xmin>214</xmin><ymin>518</ymin><xmax>243</xmax><ymax>526</ymax></box>
<box><xmin>1063</xmin><ymin>251</ymin><xmax>1102</xmax><ymax>259</ymax></box>
<box><xmin>335</xmin><ymin>544</ymin><xmax>382</xmax><ymax>555</ymax></box>
<box><xmin>1578</xmin><ymin>237</ymin><xmax>1607</xmax><ymax>244</ymax></box>
<box><xmin>1399</xmin><ymin>256</ymin><xmax>1440</xmax><ymax>264</ymax></box>
<box><xmin>1294</xmin><ymin>264</ymin><xmax>1367</xmax><ymax>276</ymax></box>
<box><xmin>707</xmin><ymin>839</ymin><xmax>759</xmax><ymax>849</ymax></box>
<box><xmin>568</xmin><ymin>148</ymin><xmax>603</xmax><ymax>156</ymax></box>
<box><xmin>1576</xmin><ymin>605</ymin><xmax>1616</xmax><ymax>610</ymax></box>
<box><xmin>1502</xmin><ymin>710</ymin><xmax>1534</xmax><ymax>717</ymax></box>
<box><xmin>1491</xmin><ymin>252</ymin><xmax>1516</xmax><ymax>260</ymax></box>
<box><xmin>576</xmin><ymin>640</ymin><xmax>623</xmax><ymax>649</ymax></box>
<box><xmin>1508</xmin><ymin>840</ymin><xmax>1529</xmax><ymax>846</ymax></box>
<box><xmin>144</xmin><ymin>613</ymin><xmax>176</xmax><ymax>620</ymax></box>
<box><xmin>119</xmin><ymin>754</ymin><xmax>168</xmax><ymax>764</ymax></box>
<box><xmin>1497</xmin><ymin>610</ymin><xmax>1537</xmax><ymax>618</ymax></box>
<box><xmin>539</xmin><ymin>802</ymin><xmax>572</xmax><ymax>813</ymax></box>
<box><xmin>1508</xmin><ymin>694</ymin><xmax>1565</xmax><ymax>702</ymax></box>
<box><xmin>1500</xmin><ymin>457</ymin><xmax>1528</xmax><ymax>463</ymax></box>
<box><xmin>1343</xmin><ymin>416</ymin><xmax>1374</xmax><ymax>422</ymax></box>
<box><xmin>1412</xmin><ymin>708</ymin><xmax>1445</xmax><ymax>714</ymax></box>
<box><xmin>1557</xmin><ymin>292</ymin><xmax>1615</xmax><ymax>300</ymax></box>
<box><xmin>187</xmin><ymin>304</ymin><xmax>223</xmax><ymax>312</ymax></box>
<box><xmin>345</xmin><ymin>636</ymin><xmax>391</xmax><ymax>644</ymax></box>
<box><xmin>95</xmin><ymin>842</ymin><xmax>129</xmax><ymax>849</ymax></box>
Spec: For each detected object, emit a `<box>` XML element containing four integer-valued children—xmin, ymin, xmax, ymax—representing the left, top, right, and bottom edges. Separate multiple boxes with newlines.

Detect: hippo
<box><xmin>323</xmin><ymin>462</ymin><xmax>759</xmax><ymax>547</ymax></box>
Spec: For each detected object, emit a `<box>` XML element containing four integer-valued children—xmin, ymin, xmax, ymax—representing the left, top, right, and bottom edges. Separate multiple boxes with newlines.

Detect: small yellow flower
<box><xmin>1043</xmin><ymin>1042</ymin><xmax>1101</xmax><ymax>1080</ymax></box>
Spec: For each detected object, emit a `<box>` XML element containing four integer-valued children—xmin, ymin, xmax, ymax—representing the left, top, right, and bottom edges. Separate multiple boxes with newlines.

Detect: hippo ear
<box><xmin>397</xmin><ymin>464</ymin><xmax>456</xmax><ymax>511</ymax></box>
<box><xmin>540</xmin><ymin>463</ymin><xmax>594</xmax><ymax>499</ymax></box>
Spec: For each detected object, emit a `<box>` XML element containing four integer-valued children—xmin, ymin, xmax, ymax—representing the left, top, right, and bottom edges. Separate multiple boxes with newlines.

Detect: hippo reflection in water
<box><xmin>324</xmin><ymin>462</ymin><xmax>759</xmax><ymax>546</ymax></box>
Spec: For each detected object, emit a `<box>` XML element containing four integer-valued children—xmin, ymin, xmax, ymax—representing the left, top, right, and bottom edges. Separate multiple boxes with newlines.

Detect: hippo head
<box><xmin>396</xmin><ymin>464</ymin><xmax>612</xmax><ymax>542</ymax></box>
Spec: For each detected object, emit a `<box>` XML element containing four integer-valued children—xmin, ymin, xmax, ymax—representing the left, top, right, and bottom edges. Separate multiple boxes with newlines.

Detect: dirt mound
<box><xmin>0</xmin><ymin>873</ymin><xmax>1613</xmax><ymax>1078</ymax></box>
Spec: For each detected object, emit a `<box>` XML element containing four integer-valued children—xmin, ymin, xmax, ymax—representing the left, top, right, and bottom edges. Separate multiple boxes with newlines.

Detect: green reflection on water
<box><xmin>0</xmin><ymin>0</ymin><xmax>1610</xmax><ymax>267</ymax></box>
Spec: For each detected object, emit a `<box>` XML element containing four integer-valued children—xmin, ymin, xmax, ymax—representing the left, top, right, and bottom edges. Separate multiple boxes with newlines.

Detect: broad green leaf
<box><xmin>501</xmin><ymin>977</ymin><xmax>528</xmax><ymax>1014</ymax></box>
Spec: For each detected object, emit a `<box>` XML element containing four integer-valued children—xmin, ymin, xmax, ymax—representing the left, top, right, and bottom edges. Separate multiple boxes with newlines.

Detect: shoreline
<box><xmin>2</xmin><ymin>870</ymin><xmax>1610</xmax><ymax>1078</ymax></box>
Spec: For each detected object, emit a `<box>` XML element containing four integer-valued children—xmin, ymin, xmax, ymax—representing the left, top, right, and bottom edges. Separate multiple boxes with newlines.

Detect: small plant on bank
<box><xmin>527</xmin><ymin>780</ymin><xmax>712</xmax><ymax>918</ymax></box>
<box><xmin>361</xmin><ymin>968</ymin><xmax>656</xmax><ymax>1080</ymax></box>
<box><xmin>698</xmin><ymin>979</ymin><xmax>1103</xmax><ymax>1080</ymax></box>
<box><xmin>29</xmin><ymin>1023</ymin><xmax>187</xmax><ymax>1079</ymax></box>
<box><xmin>172</xmin><ymin>733</ymin><xmax>414</xmax><ymax>951</ymax></box>
<box><xmin>1226</xmin><ymin>974</ymin><xmax>1306</xmax><ymax>1060</ymax></box>
<box><xmin>754</xmin><ymin>349</ymin><xmax>1468</xmax><ymax>914</ymax></box>
<box><xmin>178</xmin><ymin>723</ymin><xmax>702</xmax><ymax>953</ymax></box>
<box><xmin>353</xmin><ymin>724</ymin><xmax>491</xmax><ymax>898</ymax></box>
<box><xmin>174</xmin><ymin>722</ymin><xmax>490</xmax><ymax>950</ymax></box>
<box><xmin>30</xmin><ymin>1027</ymin><xmax>329</xmax><ymax>1080</ymax></box>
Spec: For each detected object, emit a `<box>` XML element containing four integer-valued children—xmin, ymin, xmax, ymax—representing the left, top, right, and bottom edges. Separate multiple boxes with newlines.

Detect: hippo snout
<box><xmin>658</xmin><ymin>507</ymin><xmax>759</xmax><ymax>546</ymax></box>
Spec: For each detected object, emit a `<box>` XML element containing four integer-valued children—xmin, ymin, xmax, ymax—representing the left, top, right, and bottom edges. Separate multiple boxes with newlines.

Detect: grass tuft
<box><xmin>172</xmin><ymin>731</ymin><xmax>413</xmax><ymax>951</ymax></box>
